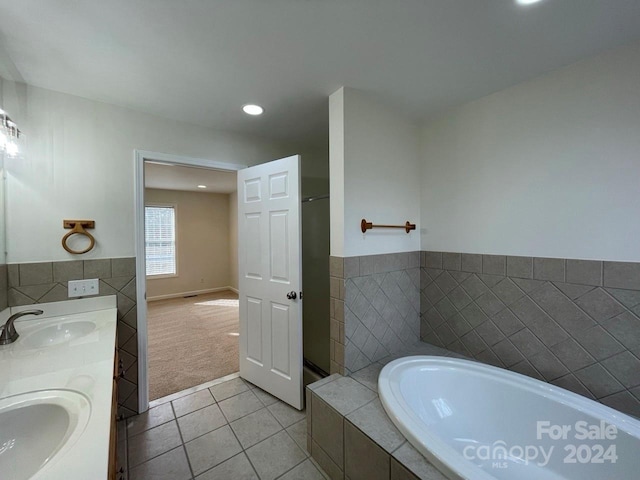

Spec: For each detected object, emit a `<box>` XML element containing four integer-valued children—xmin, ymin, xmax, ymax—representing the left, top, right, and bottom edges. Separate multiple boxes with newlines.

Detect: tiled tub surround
<box><xmin>307</xmin><ymin>343</ymin><xmax>461</xmax><ymax>480</ymax></box>
<box><xmin>7</xmin><ymin>257</ymin><xmax>140</xmax><ymax>417</ymax></box>
<box><xmin>329</xmin><ymin>256</ymin><xmax>346</xmax><ymax>375</ymax></box>
<box><xmin>420</xmin><ymin>251</ymin><xmax>640</xmax><ymax>417</ymax></box>
<box><xmin>330</xmin><ymin>252</ymin><xmax>421</xmax><ymax>376</ymax></box>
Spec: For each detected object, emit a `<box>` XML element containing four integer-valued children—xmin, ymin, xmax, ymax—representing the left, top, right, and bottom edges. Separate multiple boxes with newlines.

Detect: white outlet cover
<box><xmin>68</xmin><ymin>279</ymin><xmax>100</xmax><ymax>298</ymax></box>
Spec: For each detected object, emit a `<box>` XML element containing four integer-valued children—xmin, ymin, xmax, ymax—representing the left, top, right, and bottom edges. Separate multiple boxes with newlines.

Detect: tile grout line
<box><xmin>272</xmin><ymin>455</ymin><xmax>309</xmax><ymax>480</ymax></box>
<box><xmin>342</xmin><ymin>396</ymin><xmax>346</xmax><ymax>477</ymax></box>
<box><xmin>217</xmin><ymin>389</ymin><xmax>263</xmax><ymax>423</ymax></box>
<box><xmin>421</xmin><ymin>264</ymin><xmax>640</xmax><ymax>406</ymax></box>
<box><xmin>226</xmin><ymin>420</ymin><xmax>262</xmax><ymax>480</ymax></box>
<box><xmin>154</xmin><ymin>380</ymin><xmax>255</xmax><ymax>427</ymax></box>
<box><xmin>171</xmin><ymin>401</ymin><xmax>197</xmax><ymax>480</ymax></box>
<box><xmin>442</xmin><ymin>272</ymin><xmax>610</xmax><ymax>378</ymax></box>
<box><xmin>128</xmin><ymin>444</ymin><xmax>185</xmax><ymax>476</ymax></box>
<box><xmin>206</xmin><ymin>451</ymin><xmax>259</xmax><ymax>480</ymax></box>
<box><xmin>308</xmin><ymin>456</ymin><xmax>331</xmax><ymax>480</ymax></box>
<box><xmin>122</xmin><ymin>420</ymin><xmax>129</xmax><ymax>479</ymax></box>
<box><xmin>191</xmin><ymin>419</ymin><xmax>262</xmax><ymax>470</ymax></box>
<box><xmin>231</xmin><ymin>399</ymin><xmax>307</xmax><ymax>478</ymax></box>
<box><xmin>126</xmin><ymin>408</ymin><xmax>178</xmax><ymax>440</ymax></box>
<box><xmin>178</xmin><ymin>403</ymin><xmax>264</xmax><ymax>446</ymax></box>
<box><xmin>166</xmin><ymin>381</ymin><xmax>303</xmax><ymax>450</ymax></box>
<box><xmin>187</xmin><ymin>390</ymin><xmax>221</xmax><ymax>411</ymax></box>
<box><xmin>126</xmin><ymin>424</ymin><xmax>130</xmax><ymax>480</ymax></box>
<box><xmin>524</xmin><ymin>283</ymin><xmax>630</xmax><ymax>380</ymax></box>
<box><xmin>127</xmin><ymin>415</ymin><xmax>192</xmax><ymax>475</ymax></box>
<box><xmin>149</xmin><ymin>371</ymin><xmax>241</xmax><ymax>407</ymax></box>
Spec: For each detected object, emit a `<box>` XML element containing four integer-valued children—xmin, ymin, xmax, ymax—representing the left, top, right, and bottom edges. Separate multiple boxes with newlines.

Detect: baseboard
<box><xmin>228</xmin><ymin>287</ymin><xmax>239</xmax><ymax>294</ymax></box>
<box><xmin>147</xmin><ymin>286</ymin><xmax>237</xmax><ymax>302</ymax></box>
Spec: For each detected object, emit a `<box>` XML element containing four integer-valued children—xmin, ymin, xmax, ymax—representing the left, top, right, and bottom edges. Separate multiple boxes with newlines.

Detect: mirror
<box><xmin>0</xmin><ymin>147</ymin><xmax>7</xmax><ymax>310</ymax></box>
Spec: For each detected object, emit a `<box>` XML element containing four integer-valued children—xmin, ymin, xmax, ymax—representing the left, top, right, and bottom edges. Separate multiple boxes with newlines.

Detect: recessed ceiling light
<box><xmin>242</xmin><ymin>104</ymin><xmax>264</xmax><ymax>116</ymax></box>
<box><xmin>197</xmin><ymin>185</ymin><xmax>207</xmax><ymax>189</ymax></box>
<box><xmin>516</xmin><ymin>0</ymin><xmax>544</xmax><ymax>5</ymax></box>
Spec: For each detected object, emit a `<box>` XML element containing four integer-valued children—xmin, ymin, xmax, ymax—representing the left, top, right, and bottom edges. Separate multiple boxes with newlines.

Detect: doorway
<box><xmin>134</xmin><ymin>151</ymin><xmax>246</xmax><ymax>410</ymax></box>
<box><xmin>135</xmin><ymin>150</ymin><xmax>330</xmax><ymax>412</ymax></box>
<box><xmin>143</xmin><ymin>161</ymin><xmax>241</xmax><ymax>399</ymax></box>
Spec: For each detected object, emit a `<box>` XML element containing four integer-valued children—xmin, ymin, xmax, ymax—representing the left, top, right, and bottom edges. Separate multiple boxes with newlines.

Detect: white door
<box><xmin>237</xmin><ymin>155</ymin><xmax>303</xmax><ymax>409</ymax></box>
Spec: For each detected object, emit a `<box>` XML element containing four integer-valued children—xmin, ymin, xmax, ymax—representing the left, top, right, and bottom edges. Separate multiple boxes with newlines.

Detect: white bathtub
<box><xmin>378</xmin><ymin>356</ymin><xmax>640</xmax><ymax>480</ymax></box>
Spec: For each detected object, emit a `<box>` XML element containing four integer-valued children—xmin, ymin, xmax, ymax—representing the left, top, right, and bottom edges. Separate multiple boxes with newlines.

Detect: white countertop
<box><xmin>0</xmin><ymin>296</ymin><xmax>118</xmax><ymax>480</ymax></box>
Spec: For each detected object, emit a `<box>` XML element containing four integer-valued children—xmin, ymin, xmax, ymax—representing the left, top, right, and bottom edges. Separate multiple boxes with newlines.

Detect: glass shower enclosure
<box><xmin>301</xmin><ymin>194</ymin><xmax>330</xmax><ymax>378</ymax></box>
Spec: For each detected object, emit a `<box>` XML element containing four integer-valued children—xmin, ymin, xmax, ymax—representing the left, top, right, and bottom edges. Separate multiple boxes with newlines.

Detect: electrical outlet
<box><xmin>68</xmin><ymin>279</ymin><xmax>99</xmax><ymax>298</ymax></box>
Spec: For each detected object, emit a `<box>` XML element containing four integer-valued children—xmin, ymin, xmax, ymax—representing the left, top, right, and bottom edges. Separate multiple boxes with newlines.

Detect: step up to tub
<box><xmin>306</xmin><ymin>371</ymin><xmax>447</xmax><ymax>480</ymax></box>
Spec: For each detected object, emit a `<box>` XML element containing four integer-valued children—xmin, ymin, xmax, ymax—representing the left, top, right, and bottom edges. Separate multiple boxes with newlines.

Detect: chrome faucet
<box><xmin>0</xmin><ymin>310</ymin><xmax>44</xmax><ymax>345</ymax></box>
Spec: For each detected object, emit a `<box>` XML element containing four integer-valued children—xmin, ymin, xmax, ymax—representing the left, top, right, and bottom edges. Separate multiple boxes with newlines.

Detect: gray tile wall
<box><xmin>7</xmin><ymin>258</ymin><xmax>139</xmax><ymax>418</ymax></box>
<box><xmin>420</xmin><ymin>251</ymin><xmax>640</xmax><ymax>417</ymax></box>
<box><xmin>329</xmin><ymin>257</ymin><xmax>346</xmax><ymax>375</ymax></box>
<box><xmin>335</xmin><ymin>252</ymin><xmax>421</xmax><ymax>375</ymax></box>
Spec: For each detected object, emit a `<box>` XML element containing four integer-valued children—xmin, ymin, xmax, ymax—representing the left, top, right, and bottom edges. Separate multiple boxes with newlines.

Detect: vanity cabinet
<box><xmin>108</xmin><ymin>342</ymin><xmax>119</xmax><ymax>479</ymax></box>
<box><xmin>2</xmin><ymin>299</ymin><xmax>121</xmax><ymax>479</ymax></box>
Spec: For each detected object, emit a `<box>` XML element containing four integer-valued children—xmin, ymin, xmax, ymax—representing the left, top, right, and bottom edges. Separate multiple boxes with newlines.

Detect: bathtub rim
<box><xmin>378</xmin><ymin>355</ymin><xmax>640</xmax><ymax>480</ymax></box>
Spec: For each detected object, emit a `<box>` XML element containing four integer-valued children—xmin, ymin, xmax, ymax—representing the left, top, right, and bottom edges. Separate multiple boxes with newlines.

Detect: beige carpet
<box><xmin>147</xmin><ymin>290</ymin><xmax>239</xmax><ymax>400</ymax></box>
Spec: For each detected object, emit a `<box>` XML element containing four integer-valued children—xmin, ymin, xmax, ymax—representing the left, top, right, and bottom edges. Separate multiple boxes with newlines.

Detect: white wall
<box><xmin>329</xmin><ymin>88</ymin><xmax>345</xmax><ymax>257</ymax></box>
<box><xmin>1</xmin><ymin>81</ymin><xmax>293</xmax><ymax>263</ymax></box>
<box><xmin>228</xmin><ymin>192</ymin><xmax>238</xmax><ymax>290</ymax></box>
<box><xmin>420</xmin><ymin>41</ymin><xmax>640</xmax><ymax>262</ymax></box>
<box><xmin>330</xmin><ymin>87</ymin><xmax>421</xmax><ymax>257</ymax></box>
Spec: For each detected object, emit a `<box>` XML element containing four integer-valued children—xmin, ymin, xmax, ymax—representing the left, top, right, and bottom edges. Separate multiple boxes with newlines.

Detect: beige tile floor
<box><xmin>118</xmin><ymin>374</ymin><xmax>328</xmax><ymax>480</ymax></box>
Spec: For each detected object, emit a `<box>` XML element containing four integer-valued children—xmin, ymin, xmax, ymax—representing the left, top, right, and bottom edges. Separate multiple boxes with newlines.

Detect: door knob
<box><xmin>286</xmin><ymin>291</ymin><xmax>297</xmax><ymax>300</ymax></box>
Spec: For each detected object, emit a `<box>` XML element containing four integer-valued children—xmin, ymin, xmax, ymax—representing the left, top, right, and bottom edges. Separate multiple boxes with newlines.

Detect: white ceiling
<box><xmin>1</xmin><ymin>0</ymin><xmax>640</xmax><ymax>147</ymax></box>
<box><xmin>145</xmin><ymin>162</ymin><xmax>237</xmax><ymax>194</ymax></box>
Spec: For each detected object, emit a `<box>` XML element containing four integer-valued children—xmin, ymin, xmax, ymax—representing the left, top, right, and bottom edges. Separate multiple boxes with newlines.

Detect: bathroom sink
<box><xmin>21</xmin><ymin>321</ymin><xmax>97</xmax><ymax>348</ymax></box>
<box><xmin>0</xmin><ymin>390</ymin><xmax>91</xmax><ymax>480</ymax></box>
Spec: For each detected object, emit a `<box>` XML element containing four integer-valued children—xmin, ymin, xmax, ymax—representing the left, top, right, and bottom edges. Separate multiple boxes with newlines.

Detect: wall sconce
<box><xmin>0</xmin><ymin>108</ymin><xmax>23</xmax><ymax>158</ymax></box>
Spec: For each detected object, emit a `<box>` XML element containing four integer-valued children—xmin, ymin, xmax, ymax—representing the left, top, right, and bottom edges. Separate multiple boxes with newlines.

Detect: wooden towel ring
<box><xmin>62</xmin><ymin>220</ymin><xmax>96</xmax><ymax>254</ymax></box>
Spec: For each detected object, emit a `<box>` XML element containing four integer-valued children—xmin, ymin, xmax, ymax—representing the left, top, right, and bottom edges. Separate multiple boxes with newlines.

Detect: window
<box><xmin>145</xmin><ymin>205</ymin><xmax>176</xmax><ymax>276</ymax></box>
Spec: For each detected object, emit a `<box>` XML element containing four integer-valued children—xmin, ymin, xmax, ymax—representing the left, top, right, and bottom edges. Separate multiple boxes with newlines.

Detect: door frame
<box><xmin>134</xmin><ymin>149</ymin><xmax>246</xmax><ymax>413</ymax></box>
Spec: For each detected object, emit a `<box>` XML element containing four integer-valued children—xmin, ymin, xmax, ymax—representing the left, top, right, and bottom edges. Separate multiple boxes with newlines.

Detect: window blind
<box><xmin>145</xmin><ymin>206</ymin><xmax>176</xmax><ymax>276</ymax></box>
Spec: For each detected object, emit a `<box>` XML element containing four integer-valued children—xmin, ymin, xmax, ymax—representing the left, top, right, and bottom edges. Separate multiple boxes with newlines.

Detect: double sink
<box><xmin>0</xmin><ymin>298</ymin><xmax>118</xmax><ymax>480</ymax></box>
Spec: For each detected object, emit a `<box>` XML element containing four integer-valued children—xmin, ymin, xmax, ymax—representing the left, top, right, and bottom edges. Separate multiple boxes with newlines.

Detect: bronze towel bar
<box><xmin>361</xmin><ymin>218</ymin><xmax>416</xmax><ymax>234</ymax></box>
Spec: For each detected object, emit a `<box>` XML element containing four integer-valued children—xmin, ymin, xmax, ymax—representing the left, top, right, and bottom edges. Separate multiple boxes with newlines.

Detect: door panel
<box><xmin>269</xmin><ymin>211</ymin><xmax>289</xmax><ymax>282</ymax></box>
<box><xmin>269</xmin><ymin>173</ymin><xmax>289</xmax><ymax>198</ymax></box>
<box><xmin>244</xmin><ymin>178</ymin><xmax>262</xmax><ymax>202</ymax></box>
<box><xmin>246</xmin><ymin>297</ymin><xmax>263</xmax><ymax>365</ymax></box>
<box><xmin>271</xmin><ymin>302</ymin><xmax>291</xmax><ymax>378</ymax></box>
<box><xmin>245</xmin><ymin>214</ymin><xmax>263</xmax><ymax>279</ymax></box>
<box><xmin>237</xmin><ymin>155</ymin><xmax>303</xmax><ymax>409</ymax></box>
